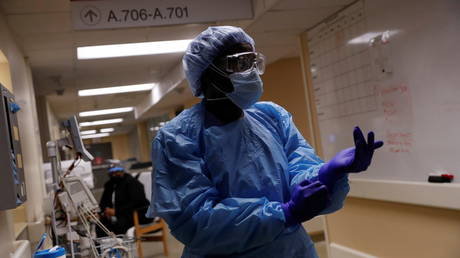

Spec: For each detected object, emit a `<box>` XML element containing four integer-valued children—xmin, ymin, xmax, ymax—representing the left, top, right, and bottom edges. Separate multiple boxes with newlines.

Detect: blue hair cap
<box><xmin>182</xmin><ymin>26</ymin><xmax>255</xmax><ymax>97</ymax></box>
<box><xmin>108</xmin><ymin>166</ymin><xmax>124</xmax><ymax>173</ymax></box>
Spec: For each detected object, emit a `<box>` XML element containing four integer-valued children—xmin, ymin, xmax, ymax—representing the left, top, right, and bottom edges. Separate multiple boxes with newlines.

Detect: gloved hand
<box><xmin>319</xmin><ymin>126</ymin><xmax>384</xmax><ymax>189</ymax></box>
<box><xmin>281</xmin><ymin>180</ymin><xmax>330</xmax><ymax>226</ymax></box>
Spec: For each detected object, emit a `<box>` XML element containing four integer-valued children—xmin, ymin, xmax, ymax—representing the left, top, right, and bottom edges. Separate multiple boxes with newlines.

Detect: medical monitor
<box><xmin>63</xmin><ymin>176</ymin><xmax>99</xmax><ymax>212</ymax></box>
<box><xmin>63</xmin><ymin>116</ymin><xmax>94</xmax><ymax>162</ymax></box>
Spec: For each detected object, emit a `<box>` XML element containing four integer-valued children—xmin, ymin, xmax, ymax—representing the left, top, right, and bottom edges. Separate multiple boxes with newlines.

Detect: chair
<box><xmin>132</xmin><ymin>171</ymin><xmax>169</xmax><ymax>258</ymax></box>
<box><xmin>133</xmin><ymin>210</ymin><xmax>169</xmax><ymax>258</ymax></box>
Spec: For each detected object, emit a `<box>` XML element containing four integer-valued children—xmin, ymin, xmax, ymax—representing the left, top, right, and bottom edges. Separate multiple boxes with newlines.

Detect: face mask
<box><xmin>209</xmin><ymin>67</ymin><xmax>263</xmax><ymax>109</ymax></box>
<box><xmin>110</xmin><ymin>174</ymin><xmax>123</xmax><ymax>183</ymax></box>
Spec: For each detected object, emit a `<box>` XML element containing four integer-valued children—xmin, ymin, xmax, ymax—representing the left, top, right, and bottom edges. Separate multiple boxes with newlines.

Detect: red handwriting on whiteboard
<box><xmin>382</xmin><ymin>100</ymin><xmax>396</xmax><ymax>119</ymax></box>
<box><xmin>380</xmin><ymin>84</ymin><xmax>409</xmax><ymax>96</ymax></box>
<box><xmin>386</xmin><ymin>131</ymin><xmax>412</xmax><ymax>153</ymax></box>
<box><xmin>379</xmin><ymin>84</ymin><xmax>411</xmax><ymax>120</ymax></box>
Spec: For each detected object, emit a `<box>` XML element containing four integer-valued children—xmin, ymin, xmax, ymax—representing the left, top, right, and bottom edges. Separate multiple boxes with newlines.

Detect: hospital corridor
<box><xmin>0</xmin><ymin>0</ymin><xmax>459</xmax><ymax>257</ymax></box>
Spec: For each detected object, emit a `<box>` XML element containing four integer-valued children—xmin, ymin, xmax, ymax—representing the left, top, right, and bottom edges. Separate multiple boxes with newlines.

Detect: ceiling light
<box><xmin>79</xmin><ymin>107</ymin><xmax>133</xmax><ymax>117</ymax></box>
<box><xmin>82</xmin><ymin>133</ymin><xmax>110</xmax><ymax>139</ymax></box>
<box><xmin>100</xmin><ymin>128</ymin><xmax>115</xmax><ymax>133</ymax></box>
<box><xmin>77</xmin><ymin>39</ymin><xmax>193</xmax><ymax>60</ymax></box>
<box><xmin>81</xmin><ymin>130</ymin><xmax>97</xmax><ymax>135</ymax></box>
<box><xmin>79</xmin><ymin>118</ymin><xmax>123</xmax><ymax>127</ymax></box>
<box><xmin>78</xmin><ymin>83</ymin><xmax>155</xmax><ymax>97</ymax></box>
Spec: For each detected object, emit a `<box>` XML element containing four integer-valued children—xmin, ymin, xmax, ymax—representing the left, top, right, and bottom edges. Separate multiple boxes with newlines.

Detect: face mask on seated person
<box><xmin>110</xmin><ymin>174</ymin><xmax>124</xmax><ymax>183</ymax></box>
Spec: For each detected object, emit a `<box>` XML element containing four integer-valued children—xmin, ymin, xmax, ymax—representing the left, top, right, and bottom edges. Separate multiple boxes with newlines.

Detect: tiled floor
<box><xmin>140</xmin><ymin>234</ymin><xmax>328</xmax><ymax>258</ymax></box>
<box><xmin>141</xmin><ymin>233</ymin><xmax>183</xmax><ymax>258</ymax></box>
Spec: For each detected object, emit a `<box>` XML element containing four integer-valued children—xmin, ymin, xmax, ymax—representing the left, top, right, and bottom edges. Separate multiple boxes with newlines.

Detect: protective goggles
<box><xmin>213</xmin><ymin>51</ymin><xmax>266</xmax><ymax>75</ymax></box>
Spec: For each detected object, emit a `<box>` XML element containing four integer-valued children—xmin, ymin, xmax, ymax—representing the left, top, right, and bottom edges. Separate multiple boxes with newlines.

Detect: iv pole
<box><xmin>46</xmin><ymin>141</ymin><xmax>60</xmax><ymax>246</ymax></box>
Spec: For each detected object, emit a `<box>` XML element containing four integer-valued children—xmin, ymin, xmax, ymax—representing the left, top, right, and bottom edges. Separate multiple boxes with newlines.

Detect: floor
<box><xmin>140</xmin><ymin>234</ymin><xmax>328</xmax><ymax>258</ymax></box>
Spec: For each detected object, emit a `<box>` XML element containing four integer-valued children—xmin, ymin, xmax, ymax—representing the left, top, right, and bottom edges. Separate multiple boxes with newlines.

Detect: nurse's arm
<box><xmin>148</xmin><ymin>134</ymin><xmax>287</xmax><ymax>256</ymax></box>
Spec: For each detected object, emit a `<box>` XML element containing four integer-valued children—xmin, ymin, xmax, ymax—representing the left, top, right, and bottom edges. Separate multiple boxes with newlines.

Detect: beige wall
<box><xmin>85</xmin><ymin>133</ymin><xmax>136</xmax><ymax>162</ymax></box>
<box><xmin>136</xmin><ymin>122</ymin><xmax>150</xmax><ymax>162</ymax></box>
<box><xmin>261</xmin><ymin>57</ymin><xmax>313</xmax><ymax>142</ymax></box>
<box><xmin>0</xmin><ymin>61</ymin><xmax>12</xmax><ymax>92</ymax></box>
<box><xmin>35</xmin><ymin>96</ymin><xmax>51</xmax><ymax>162</ymax></box>
<box><xmin>36</xmin><ymin>96</ymin><xmax>61</xmax><ymax>162</ymax></box>
<box><xmin>46</xmin><ymin>100</ymin><xmax>60</xmax><ymax>141</ymax></box>
<box><xmin>296</xmin><ymin>28</ymin><xmax>460</xmax><ymax>258</ymax></box>
<box><xmin>183</xmin><ymin>96</ymin><xmax>200</xmax><ymax>109</ymax></box>
<box><xmin>0</xmin><ymin>10</ymin><xmax>45</xmax><ymax>253</ymax></box>
<box><xmin>99</xmin><ymin>134</ymin><xmax>133</xmax><ymax>161</ymax></box>
<box><xmin>327</xmin><ymin>197</ymin><xmax>460</xmax><ymax>258</ymax></box>
<box><xmin>128</xmin><ymin>129</ymin><xmax>141</xmax><ymax>161</ymax></box>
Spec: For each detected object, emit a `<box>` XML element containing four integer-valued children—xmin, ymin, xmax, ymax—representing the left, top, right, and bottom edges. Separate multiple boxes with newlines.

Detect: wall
<box><xmin>94</xmin><ymin>124</ymin><xmax>152</xmax><ymax>164</ymax></box>
<box><xmin>45</xmin><ymin>100</ymin><xmax>60</xmax><ymax>141</ymax></box>
<box><xmin>0</xmin><ymin>10</ymin><xmax>45</xmax><ymax>254</ymax></box>
<box><xmin>36</xmin><ymin>96</ymin><xmax>61</xmax><ymax>162</ymax></box>
<box><xmin>100</xmin><ymin>134</ymin><xmax>133</xmax><ymax>161</ymax></box>
<box><xmin>35</xmin><ymin>96</ymin><xmax>51</xmax><ymax>162</ymax></box>
<box><xmin>295</xmin><ymin>11</ymin><xmax>460</xmax><ymax>257</ymax></box>
<box><xmin>183</xmin><ymin>97</ymin><xmax>200</xmax><ymax>109</ymax></box>
<box><xmin>0</xmin><ymin>62</ymin><xmax>12</xmax><ymax>91</ymax></box>
<box><xmin>261</xmin><ymin>57</ymin><xmax>313</xmax><ymax>142</ymax></box>
<box><xmin>136</xmin><ymin>122</ymin><xmax>150</xmax><ymax>162</ymax></box>
<box><xmin>327</xmin><ymin>198</ymin><xmax>460</xmax><ymax>258</ymax></box>
<box><xmin>128</xmin><ymin>129</ymin><xmax>141</xmax><ymax>161</ymax></box>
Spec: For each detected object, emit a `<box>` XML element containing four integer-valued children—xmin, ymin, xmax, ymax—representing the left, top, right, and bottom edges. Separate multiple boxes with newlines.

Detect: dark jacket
<box><xmin>99</xmin><ymin>173</ymin><xmax>152</xmax><ymax>225</ymax></box>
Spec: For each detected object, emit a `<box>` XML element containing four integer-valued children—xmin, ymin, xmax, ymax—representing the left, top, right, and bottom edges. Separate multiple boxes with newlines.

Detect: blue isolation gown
<box><xmin>146</xmin><ymin>101</ymin><xmax>349</xmax><ymax>258</ymax></box>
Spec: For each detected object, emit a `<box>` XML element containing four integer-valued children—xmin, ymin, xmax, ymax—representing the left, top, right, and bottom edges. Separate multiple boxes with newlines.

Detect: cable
<box><xmin>76</xmin><ymin>207</ymin><xmax>98</xmax><ymax>256</ymax></box>
<box><xmin>63</xmin><ymin>156</ymin><xmax>80</xmax><ymax>178</ymax></box>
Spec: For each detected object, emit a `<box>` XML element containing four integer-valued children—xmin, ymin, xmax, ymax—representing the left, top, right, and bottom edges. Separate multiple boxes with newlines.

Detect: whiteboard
<box><xmin>307</xmin><ymin>0</ymin><xmax>460</xmax><ymax>183</ymax></box>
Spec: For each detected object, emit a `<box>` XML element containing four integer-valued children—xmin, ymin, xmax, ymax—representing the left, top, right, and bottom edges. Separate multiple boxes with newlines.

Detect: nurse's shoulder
<box><xmin>155</xmin><ymin>102</ymin><xmax>205</xmax><ymax>141</ymax></box>
<box><xmin>250</xmin><ymin>101</ymin><xmax>292</xmax><ymax>125</ymax></box>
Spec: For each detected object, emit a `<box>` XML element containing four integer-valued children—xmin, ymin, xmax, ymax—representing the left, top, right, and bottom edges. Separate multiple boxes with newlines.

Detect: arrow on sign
<box><xmin>84</xmin><ymin>9</ymin><xmax>98</xmax><ymax>22</ymax></box>
<box><xmin>80</xmin><ymin>6</ymin><xmax>101</xmax><ymax>25</ymax></box>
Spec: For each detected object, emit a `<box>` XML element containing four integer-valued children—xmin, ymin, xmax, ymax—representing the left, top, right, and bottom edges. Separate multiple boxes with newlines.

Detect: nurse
<box><xmin>146</xmin><ymin>26</ymin><xmax>383</xmax><ymax>258</ymax></box>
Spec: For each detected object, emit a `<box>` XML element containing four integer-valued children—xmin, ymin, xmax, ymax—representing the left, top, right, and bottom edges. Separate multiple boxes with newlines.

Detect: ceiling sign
<box><xmin>70</xmin><ymin>0</ymin><xmax>253</xmax><ymax>30</ymax></box>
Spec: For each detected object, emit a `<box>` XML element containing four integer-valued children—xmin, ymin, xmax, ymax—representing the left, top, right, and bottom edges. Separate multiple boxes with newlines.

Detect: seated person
<box><xmin>97</xmin><ymin>166</ymin><xmax>153</xmax><ymax>237</ymax></box>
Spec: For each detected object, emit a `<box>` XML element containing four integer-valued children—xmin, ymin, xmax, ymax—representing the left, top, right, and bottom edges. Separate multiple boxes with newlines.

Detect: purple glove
<box><xmin>281</xmin><ymin>180</ymin><xmax>330</xmax><ymax>226</ymax></box>
<box><xmin>319</xmin><ymin>126</ymin><xmax>384</xmax><ymax>189</ymax></box>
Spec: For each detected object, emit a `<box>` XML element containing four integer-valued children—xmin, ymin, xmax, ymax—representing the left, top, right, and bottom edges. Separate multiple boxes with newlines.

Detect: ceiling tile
<box><xmin>145</xmin><ymin>24</ymin><xmax>210</xmax><ymax>42</ymax></box>
<box><xmin>7</xmin><ymin>12</ymin><xmax>72</xmax><ymax>36</ymax></box>
<box><xmin>26</xmin><ymin>49</ymin><xmax>75</xmax><ymax>65</ymax></box>
<box><xmin>21</xmin><ymin>32</ymin><xmax>74</xmax><ymax>51</ymax></box>
<box><xmin>250</xmin><ymin>8</ymin><xmax>339</xmax><ymax>33</ymax></box>
<box><xmin>1</xmin><ymin>0</ymin><xmax>69</xmax><ymax>14</ymax></box>
<box><xmin>273</xmin><ymin>0</ymin><xmax>353</xmax><ymax>10</ymax></box>
<box><xmin>250</xmin><ymin>30</ymin><xmax>299</xmax><ymax>47</ymax></box>
<box><xmin>74</xmin><ymin>27</ymin><xmax>150</xmax><ymax>46</ymax></box>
